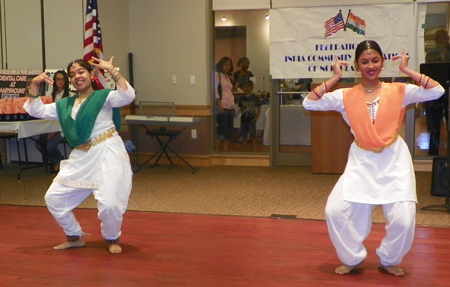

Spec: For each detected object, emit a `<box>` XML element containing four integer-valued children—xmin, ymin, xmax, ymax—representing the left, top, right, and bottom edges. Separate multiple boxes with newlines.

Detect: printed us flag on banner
<box><xmin>324</xmin><ymin>12</ymin><xmax>345</xmax><ymax>38</ymax></box>
<box><xmin>83</xmin><ymin>0</ymin><xmax>105</xmax><ymax>88</ymax></box>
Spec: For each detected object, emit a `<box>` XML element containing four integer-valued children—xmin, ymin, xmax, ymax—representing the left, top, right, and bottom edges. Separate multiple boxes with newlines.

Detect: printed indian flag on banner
<box><xmin>346</xmin><ymin>11</ymin><xmax>366</xmax><ymax>36</ymax></box>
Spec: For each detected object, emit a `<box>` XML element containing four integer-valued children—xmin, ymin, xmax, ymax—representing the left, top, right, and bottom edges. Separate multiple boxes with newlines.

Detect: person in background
<box><xmin>424</xmin><ymin>28</ymin><xmax>450</xmax><ymax>155</ymax></box>
<box><xmin>293</xmin><ymin>78</ymin><xmax>312</xmax><ymax>92</ymax></box>
<box><xmin>35</xmin><ymin>70</ymin><xmax>72</xmax><ymax>173</ymax></box>
<box><xmin>233</xmin><ymin>57</ymin><xmax>254</xmax><ymax>91</ymax></box>
<box><xmin>303</xmin><ymin>40</ymin><xmax>444</xmax><ymax>276</ymax></box>
<box><xmin>215</xmin><ymin>56</ymin><xmax>235</xmax><ymax>151</ymax></box>
<box><xmin>236</xmin><ymin>80</ymin><xmax>261</xmax><ymax>151</ymax></box>
<box><xmin>425</xmin><ymin>28</ymin><xmax>450</xmax><ymax>63</ymax></box>
<box><xmin>24</xmin><ymin>56</ymin><xmax>135</xmax><ymax>254</ymax></box>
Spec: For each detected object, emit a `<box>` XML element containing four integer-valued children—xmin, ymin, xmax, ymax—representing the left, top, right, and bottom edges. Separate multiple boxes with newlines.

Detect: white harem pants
<box><xmin>44</xmin><ymin>163</ymin><xmax>132</xmax><ymax>241</ymax></box>
<box><xmin>325</xmin><ymin>179</ymin><xmax>416</xmax><ymax>267</ymax></box>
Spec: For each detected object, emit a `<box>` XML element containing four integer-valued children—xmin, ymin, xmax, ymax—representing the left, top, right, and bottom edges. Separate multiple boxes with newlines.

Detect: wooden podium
<box><xmin>310</xmin><ymin>83</ymin><xmax>355</xmax><ymax>174</ymax></box>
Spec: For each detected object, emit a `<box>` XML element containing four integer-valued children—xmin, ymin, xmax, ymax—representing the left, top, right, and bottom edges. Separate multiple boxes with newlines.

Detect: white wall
<box><xmin>2</xmin><ymin>0</ymin><xmax>42</xmax><ymax>69</ymax></box>
<box><xmin>98</xmin><ymin>0</ymin><xmax>130</xmax><ymax>80</ymax></box>
<box><xmin>0</xmin><ymin>0</ymin><xmax>211</xmax><ymax>105</ymax></box>
<box><xmin>129</xmin><ymin>0</ymin><xmax>212</xmax><ymax>105</ymax></box>
<box><xmin>43</xmin><ymin>0</ymin><xmax>84</xmax><ymax>70</ymax></box>
<box><xmin>0</xmin><ymin>0</ymin><xmax>130</xmax><ymax>79</ymax></box>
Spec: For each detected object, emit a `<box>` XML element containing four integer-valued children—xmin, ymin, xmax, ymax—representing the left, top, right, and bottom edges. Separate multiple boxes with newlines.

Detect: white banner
<box><xmin>270</xmin><ymin>4</ymin><xmax>426</xmax><ymax>79</ymax></box>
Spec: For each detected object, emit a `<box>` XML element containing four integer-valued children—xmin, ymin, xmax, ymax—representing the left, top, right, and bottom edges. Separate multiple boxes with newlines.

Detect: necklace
<box><xmin>361</xmin><ymin>83</ymin><xmax>381</xmax><ymax>93</ymax></box>
<box><xmin>76</xmin><ymin>96</ymin><xmax>88</xmax><ymax>105</ymax></box>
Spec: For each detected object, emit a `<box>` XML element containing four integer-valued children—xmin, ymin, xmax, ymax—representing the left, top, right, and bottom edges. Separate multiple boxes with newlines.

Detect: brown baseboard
<box><xmin>131</xmin><ymin>153</ymin><xmax>270</xmax><ymax>167</ymax></box>
<box><xmin>413</xmin><ymin>159</ymin><xmax>432</xmax><ymax>172</ymax></box>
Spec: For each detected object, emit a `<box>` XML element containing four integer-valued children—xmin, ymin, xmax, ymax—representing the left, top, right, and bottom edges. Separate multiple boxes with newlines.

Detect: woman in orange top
<box><xmin>303</xmin><ymin>40</ymin><xmax>444</xmax><ymax>276</ymax></box>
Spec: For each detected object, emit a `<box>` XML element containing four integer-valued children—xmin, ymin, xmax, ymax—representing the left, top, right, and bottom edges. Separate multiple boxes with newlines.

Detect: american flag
<box><xmin>83</xmin><ymin>0</ymin><xmax>105</xmax><ymax>88</ymax></box>
<box><xmin>324</xmin><ymin>12</ymin><xmax>345</xmax><ymax>38</ymax></box>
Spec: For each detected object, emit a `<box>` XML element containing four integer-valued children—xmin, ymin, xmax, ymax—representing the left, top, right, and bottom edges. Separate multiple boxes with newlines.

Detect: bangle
<box><xmin>323</xmin><ymin>82</ymin><xmax>328</xmax><ymax>93</ymax></box>
<box><xmin>424</xmin><ymin>76</ymin><xmax>430</xmax><ymax>89</ymax></box>
<box><xmin>29</xmin><ymin>94</ymin><xmax>40</xmax><ymax>98</ymax></box>
<box><xmin>312</xmin><ymin>88</ymin><xmax>322</xmax><ymax>99</ymax></box>
<box><xmin>109</xmin><ymin>68</ymin><xmax>122</xmax><ymax>82</ymax></box>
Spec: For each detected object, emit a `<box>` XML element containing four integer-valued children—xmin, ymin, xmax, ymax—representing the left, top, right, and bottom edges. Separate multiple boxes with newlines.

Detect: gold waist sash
<box><xmin>75</xmin><ymin>128</ymin><xmax>116</xmax><ymax>152</ymax></box>
<box><xmin>354</xmin><ymin>133</ymin><xmax>399</xmax><ymax>153</ymax></box>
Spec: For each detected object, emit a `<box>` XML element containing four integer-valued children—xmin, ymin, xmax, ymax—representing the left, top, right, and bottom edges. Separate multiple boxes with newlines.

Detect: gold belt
<box><xmin>354</xmin><ymin>134</ymin><xmax>399</xmax><ymax>153</ymax></box>
<box><xmin>75</xmin><ymin>128</ymin><xmax>116</xmax><ymax>152</ymax></box>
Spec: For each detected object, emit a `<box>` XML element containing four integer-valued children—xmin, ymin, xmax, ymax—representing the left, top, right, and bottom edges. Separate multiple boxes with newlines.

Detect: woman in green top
<box><xmin>24</xmin><ymin>56</ymin><xmax>135</xmax><ymax>254</ymax></box>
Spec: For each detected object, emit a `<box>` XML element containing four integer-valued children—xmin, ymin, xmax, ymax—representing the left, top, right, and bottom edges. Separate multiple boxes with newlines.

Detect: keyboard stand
<box><xmin>133</xmin><ymin>125</ymin><xmax>198</xmax><ymax>174</ymax></box>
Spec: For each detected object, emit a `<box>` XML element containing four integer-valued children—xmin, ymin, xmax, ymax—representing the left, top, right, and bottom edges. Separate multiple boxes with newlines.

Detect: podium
<box><xmin>310</xmin><ymin>83</ymin><xmax>355</xmax><ymax>174</ymax></box>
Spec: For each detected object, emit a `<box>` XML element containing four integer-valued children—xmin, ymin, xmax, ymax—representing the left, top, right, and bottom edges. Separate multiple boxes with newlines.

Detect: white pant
<box><xmin>325</xmin><ymin>180</ymin><xmax>416</xmax><ymax>267</ymax></box>
<box><xmin>45</xmin><ymin>173</ymin><xmax>131</xmax><ymax>240</ymax></box>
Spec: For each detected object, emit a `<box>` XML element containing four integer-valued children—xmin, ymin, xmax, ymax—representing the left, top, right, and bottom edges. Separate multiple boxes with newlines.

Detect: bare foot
<box><xmin>335</xmin><ymin>264</ymin><xmax>356</xmax><ymax>275</ymax></box>
<box><xmin>108</xmin><ymin>244</ymin><xmax>122</xmax><ymax>254</ymax></box>
<box><xmin>379</xmin><ymin>265</ymin><xmax>404</xmax><ymax>276</ymax></box>
<box><xmin>53</xmin><ymin>238</ymin><xmax>85</xmax><ymax>250</ymax></box>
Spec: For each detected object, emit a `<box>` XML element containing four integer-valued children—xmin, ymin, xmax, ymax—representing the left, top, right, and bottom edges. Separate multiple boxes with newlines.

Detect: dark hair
<box><xmin>237</xmin><ymin>57</ymin><xmax>250</xmax><ymax>66</ymax></box>
<box><xmin>66</xmin><ymin>59</ymin><xmax>99</xmax><ymax>90</ymax></box>
<box><xmin>355</xmin><ymin>40</ymin><xmax>383</xmax><ymax>61</ymax></box>
<box><xmin>216</xmin><ymin>57</ymin><xmax>233</xmax><ymax>75</ymax></box>
<box><xmin>240</xmin><ymin>80</ymin><xmax>254</xmax><ymax>89</ymax></box>
<box><xmin>51</xmin><ymin>70</ymin><xmax>70</xmax><ymax>101</ymax></box>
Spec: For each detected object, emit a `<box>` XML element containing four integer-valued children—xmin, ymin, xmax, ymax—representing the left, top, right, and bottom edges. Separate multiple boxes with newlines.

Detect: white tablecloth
<box><xmin>0</xmin><ymin>119</ymin><xmax>60</xmax><ymax>139</ymax></box>
<box><xmin>1</xmin><ymin>120</ymin><xmax>63</xmax><ymax>162</ymax></box>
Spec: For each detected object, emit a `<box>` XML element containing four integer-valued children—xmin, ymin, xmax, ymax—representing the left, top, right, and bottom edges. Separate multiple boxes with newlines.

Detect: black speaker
<box><xmin>431</xmin><ymin>156</ymin><xmax>450</xmax><ymax>197</ymax></box>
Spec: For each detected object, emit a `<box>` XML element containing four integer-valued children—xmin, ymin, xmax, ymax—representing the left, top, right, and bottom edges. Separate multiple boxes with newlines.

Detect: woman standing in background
<box><xmin>215</xmin><ymin>56</ymin><xmax>235</xmax><ymax>151</ymax></box>
<box><xmin>233</xmin><ymin>57</ymin><xmax>254</xmax><ymax>91</ymax></box>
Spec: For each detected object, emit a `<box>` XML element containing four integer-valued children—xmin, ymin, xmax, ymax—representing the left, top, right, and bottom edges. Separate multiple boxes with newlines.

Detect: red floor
<box><xmin>1</xmin><ymin>205</ymin><xmax>449</xmax><ymax>287</ymax></box>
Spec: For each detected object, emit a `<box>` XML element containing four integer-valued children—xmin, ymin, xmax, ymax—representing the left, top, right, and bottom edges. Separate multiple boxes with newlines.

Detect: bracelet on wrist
<box><xmin>112</xmin><ymin>73</ymin><xmax>122</xmax><ymax>82</ymax></box>
<box><xmin>312</xmin><ymin>88</ymin><xmax>322</xmax><ymax>99</ymax></box>
<box><xmin>109</xmin><ymin>68</ymin><xmax>122</xmax><ymax>82</ymax></box>
<box><xmin>28</xmin><ymin>94</ymin><xmax>40</xmax><ymax>99</ymax></box>
<box><xmin>424</xmin><ymin>76</ymin><xmax>430</xmax><ymax>89</ymax></box>
<box><xmin>323</xmin><ymin>82</ymin><xmax>328</xmax><ymax>93</ymax></box>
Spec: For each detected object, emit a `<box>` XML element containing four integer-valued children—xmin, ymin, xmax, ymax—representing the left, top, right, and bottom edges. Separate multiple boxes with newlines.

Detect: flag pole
<box><xmin>344</xmin><ymin>9</ymin><xmax>351</xmax><ymax>31</ymax></box>
<box><xmin>40</xmin><ymin>0</ymin><xmax>46</xmax><ymax>70</ymax></box>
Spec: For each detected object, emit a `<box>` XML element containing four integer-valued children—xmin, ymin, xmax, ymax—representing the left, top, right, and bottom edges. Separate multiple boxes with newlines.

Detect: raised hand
<box><xmin>91</xmin><ymin>56</ymin><xmax>115</xmax><ymax>72</ymax></box>
<box><xmin>29</xmin><ymin>72</ymin><xmax>53</xmax><ymax>95</ymax></box>
<box><xmin>91</xmin><ymin>56</ymin><xmax>125</xmax><ymax>88</ymax></box>
<box><xmin>391</xmin><ymin>47</ymin><xmax>410</xmax><ymax>73</ymax></box>
<box><xmin>331</xmin><ymin>57</ymin><xmax>348</xmax><ymax>79</ymax></box>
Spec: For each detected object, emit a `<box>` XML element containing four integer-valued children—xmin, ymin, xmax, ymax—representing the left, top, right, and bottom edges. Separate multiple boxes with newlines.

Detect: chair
<box><xmin>137</xmin><ymin>101</ymin><xmax>196</xmax><ymax>172</ymax></box>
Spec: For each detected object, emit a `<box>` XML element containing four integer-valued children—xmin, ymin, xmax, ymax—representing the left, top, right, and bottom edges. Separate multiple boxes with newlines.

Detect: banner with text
<box><xmin>0</xmin><ymin>70</ymin><xmax>41</xmax><ymax>98</ymax></box>
<box><xmin>269</xmin><ymin>4</ymin><xmax>426</xmax><ymax>79</ymax></box>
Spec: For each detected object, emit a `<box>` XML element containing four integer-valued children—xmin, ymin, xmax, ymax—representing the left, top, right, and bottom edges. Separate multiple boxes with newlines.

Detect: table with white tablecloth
<box><xmin>0</xmin><ymin>120</ymin><xmax>63</xmax><ymax>180</ymax></box>
<box><xmin>0</xmin><ymin>119</ymin><xmax>61</xmax><ymax>139</ymax></box>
